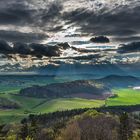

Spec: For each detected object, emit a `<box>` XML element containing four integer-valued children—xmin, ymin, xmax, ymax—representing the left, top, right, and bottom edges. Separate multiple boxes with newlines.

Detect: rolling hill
<box><xmin>19</xmin><ymin>80</ymin><xmax>111</xmax><ymax>100</ymax></box>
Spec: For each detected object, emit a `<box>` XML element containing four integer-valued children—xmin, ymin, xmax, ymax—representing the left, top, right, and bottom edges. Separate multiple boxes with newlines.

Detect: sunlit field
<box><xmin>107</xmin><ymin>89</ymin><xmax>140</xmax><ymax>106</ymax></box>
<box><xmin>0</xmin><ymin>91</ymin><xmax>104</xmax><ymax>123</ymax></box>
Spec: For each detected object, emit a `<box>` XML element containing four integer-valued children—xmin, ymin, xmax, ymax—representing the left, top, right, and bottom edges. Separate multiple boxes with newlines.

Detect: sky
<box><xmin>0</xmin><ymin>0</ymin><xmax>140</xmax><ymax>73</ymax></box>
<box><xmin>0</xmin><ymin>0</ymin><xmax>139</xmax><ymax>43</ymax></box>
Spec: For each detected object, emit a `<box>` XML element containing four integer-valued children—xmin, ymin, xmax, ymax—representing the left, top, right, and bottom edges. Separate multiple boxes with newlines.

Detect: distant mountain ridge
<box><xmin>97</xmin><ymin>75</ymin><xmax>140</xmax><ymax>88</ymax></box>
<box><xmin>100</xmin><ymin>75</ymin><xmax>139</xmax><ymax>80</ymax></box>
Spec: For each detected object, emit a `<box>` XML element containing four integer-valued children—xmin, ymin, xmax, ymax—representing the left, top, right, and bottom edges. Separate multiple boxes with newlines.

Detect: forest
<box><xmin>1</xmin><ymin>106</ymin><xmax>140</xmax><ymax>140</ymax></box>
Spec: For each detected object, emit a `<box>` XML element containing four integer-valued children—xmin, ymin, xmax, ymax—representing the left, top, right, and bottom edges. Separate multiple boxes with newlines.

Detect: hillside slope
<box><xmin>20</xmin><ymin>80</ymin><xmax>111</xmax><ymax>100</ymax></box>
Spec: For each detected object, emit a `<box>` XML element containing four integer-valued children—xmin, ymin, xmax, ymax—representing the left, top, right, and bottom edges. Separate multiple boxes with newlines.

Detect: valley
<box><xmin>0</xmin><ymin>74</ymin><xmax>140</xmax><ymax>124</ymax></box>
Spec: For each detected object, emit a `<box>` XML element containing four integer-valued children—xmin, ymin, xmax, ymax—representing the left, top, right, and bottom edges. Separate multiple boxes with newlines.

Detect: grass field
<box><xmin>0</xmin><ymin>93</ymin><xmax>45</xmax><ymax>123</ymax></box>
<box><xmin>0</xmin><ymin>82</ymin><xmax>105</xmax><ymax>122</ymax></box>
<box><xmin>35</xmin><ymin>98</ymin><xmax>105</xmax><ymax>113</ymax></box>
<box><xmin>107</xmin><ymin>89</ymin><xmax>140</xmax><ymax>106</ymax></box>
<box><xmin>0</xmin><ymin>88</ymin><xmax>140</xmax><ymax>124</ymax></box>
<box><xmin>0</xmin><ymin>92</ymin><xmax>105</xmax><ymax>123</ymax></box>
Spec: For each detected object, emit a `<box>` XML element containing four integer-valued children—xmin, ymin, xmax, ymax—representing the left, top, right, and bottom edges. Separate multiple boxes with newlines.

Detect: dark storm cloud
<box><xmin>0</xmin><ymin>40</ymin><xmax>61</xmax><ymax>57</ymax></box>
<box><xmin>118</xmin><ymin>42</ymin><xmax>140</xmax><ymax>53</ymax></box>
<box><xmin>113</xmin><ymin>36</ymin><xmax>140</xmax><ymax>43</ymax></box>
<box><xmin>0</xmin><ymin>0</ymin><xmax>63</xmax><ymax>42</ymax></box>
<box><xmin>0</xmin><ymin>1</ymin><xmax>34</xmax><ymax>25</ymax></box>
<box><xmin>63</xmin><ymin>4</ymin><xmax>140</xmax><ymax>42</ymax></box>
<box><xmin>0</xmin><ymin>40</ymin><xmax>71</xmax><ymax>58</ymax></box>
<box><xmin>0</xmin><ymin>40</ymin><xmax>12</xmax><ymax>54</ymax></box>
<box><xmin>0</xmin><ymin>0</ymin><xmax>63</xmax><ymax>26</ymax></box>
<box><xmin>0</xmin><ymin>9</ymin><xmax>33</xmax><ymax>25</ymax></box>
<box><xmin>0</xmin><ymin>0</ymin><xmax>140</xmax><ymax>43</ymax></box>
<box><xmin>0</xmin><ymin>30</ymin><xmax>47</xmax><ymax>43</ymax></box>
<box><xmin>90</xmin><ymin>36</ymin><xmax>110</xmax><ymax>43</ymax></box>
<box><xmin>94</xmin><ymin>29</ymin><xmax>138</xmax><ymax>37</ymax></box>
<box><xmin>12</xmin><ymin>42</ymin><xmax>62</xmax><ymax>57</ymax></box>
<box><xmin>41</xmin><ymin>2</ymin><xmax>63</xmax><ymax>23</ymax></box>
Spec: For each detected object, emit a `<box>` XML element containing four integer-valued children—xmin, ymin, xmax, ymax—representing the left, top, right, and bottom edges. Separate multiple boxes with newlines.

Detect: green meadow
<box><xmin>0</xmin><ymin>88</ymin><xmax>140</xmax><ymax>124</ymax></box>
<box><xmin>0</xmin><ymin>91</ymin><xmax>105</xmax><ymax>123</ymax></box>
<box><xmin>35</xmin><ymin>98</ymin><xmax>105</xmax><ymax>113</ymax></box>
<box><xmin>0</xmin><ymin>94</ymin><xmax>45</xmax><ymax>123</ymax></box>
<box><xmin>107</xmin><ymin>89</ymin><xmax>140</xmax><ymax>106</ymax></box>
